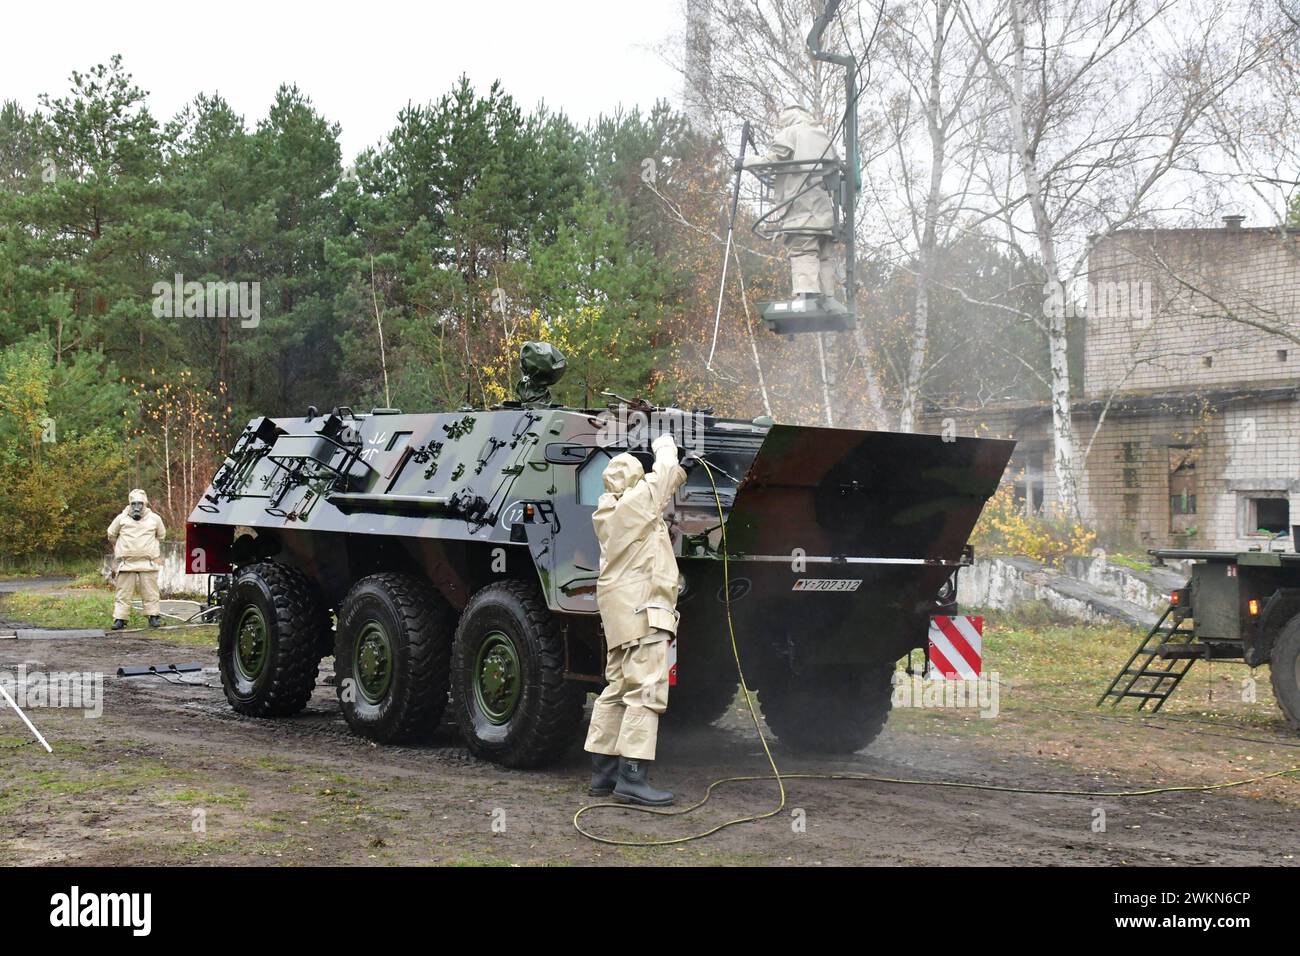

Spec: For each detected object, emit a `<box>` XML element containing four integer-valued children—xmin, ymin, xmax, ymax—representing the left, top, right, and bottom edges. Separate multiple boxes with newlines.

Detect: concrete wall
<box><xmin>958</xmin><ymin>554</ymin><xmax>1185</xmax><ymax>628</ymax></box>
<box><xmin>101</xmin><ymin>543</ymin><xmax>211</xmax><ymax>598</ymax></box>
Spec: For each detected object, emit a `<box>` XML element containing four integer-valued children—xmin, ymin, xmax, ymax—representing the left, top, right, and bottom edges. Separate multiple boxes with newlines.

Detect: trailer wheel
<box><xmin>334</xmin><ymin>573</ymin><xmax>455</xmax><ymax>744</ymax></box>
<box><xmin>451</xmin><ymin>581</ymin><xmax>585</xmax><ymax>768</ymax></box>
<box><xmin>218</xmin><ymin>562</ymin><xmax>327</xmax><ymax>717</ymax></box>
<box><xmin>758</xmin><ymin>663</ymin><xmax>895</xmax><ymax>753</ymax></box>
<box><xmin>1270</xmin><ymin>616</ymin><xmax>1300</xmax><ymax>730</ymax></box>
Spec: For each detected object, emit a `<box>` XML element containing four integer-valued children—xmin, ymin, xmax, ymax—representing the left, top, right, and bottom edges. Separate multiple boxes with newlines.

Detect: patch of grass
<box><xmin>162</xmin><ymin>787</ymin><xmax>248</xmax><ymax>808</ymax></box>
<box><xmin>0</xmin><ymin>759</ymin><xmax>192</xmax><ymax>814</ymax></box>
<box><xmin>0</xmin><ymin>591</ymin><xmax>145</xmax><ymax>629</ymax></box>
<box><xmin>968</xmin><ymin>601</ymin><xmax>1080</xmax><ymax>631</ymax></box>
<box><xmin>0</xmin><ymin>592</ymin><xmax>218</xmax><ymax>646</ymax></box>
<box><xmin>69</xmin><ymin>568</ymin><xmax>113</xmax><ymax>590</ymax></box>
<box><xmin>1106</xmin><ymin>553</ymin><xmax>1155</xmax><ymax>573</ymax></box>
<box><xmin>967</xmin><ymin>612</ymin><xmax>1282</xmax><ymax>721</ymax></box>
<box><xmin>151</xmin><ymin>623</ymin><xmax>219</xmax><ymax>647</ymax></box>
<box><xmin>0</xmin><ymin>555</ymin><xmax>104</xmax><ymax>581</ymax></box>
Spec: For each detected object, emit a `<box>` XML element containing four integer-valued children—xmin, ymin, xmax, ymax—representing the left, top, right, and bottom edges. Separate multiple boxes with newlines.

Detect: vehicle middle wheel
<box><xmin>334</xmin><ymin>572</ymin><xmax>454</xmax><ymax>744</ymax></box>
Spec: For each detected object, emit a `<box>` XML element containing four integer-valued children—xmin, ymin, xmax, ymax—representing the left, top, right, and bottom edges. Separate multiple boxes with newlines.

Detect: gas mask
<box><xmin>129</xmin><ymin>501</ymin><xmax>144</xmax><ymax>521</ymax></box>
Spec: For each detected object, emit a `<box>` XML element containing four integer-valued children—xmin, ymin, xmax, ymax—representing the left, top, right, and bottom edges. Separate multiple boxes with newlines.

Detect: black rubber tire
<box><xmin>1269</xmin><ymin>615</ymin><xmax>1300</xmax><ymax>730</ymax></box>
<box><xmin>664</xmin><ymin>674</ymin><xmax>741</xmax><ymax>728</ymax></box>
<box><xmin>450</xmin><ymin>580</ymin><xmax>585</xmax><ymax>768</ymax></box>
<box><xmin>334</xmin><ymin>573</ymin><xmax>455</xmax><ymax>744</ymax></box>
<box><xmin>218</xmin><ymin>562</ymin><xmax>327</xmax><ymax>718</ymax></box>
<box><xmin>758</xmin><ymin>663</ymin><xmax>895</xmax><ymax>753</ymax></box>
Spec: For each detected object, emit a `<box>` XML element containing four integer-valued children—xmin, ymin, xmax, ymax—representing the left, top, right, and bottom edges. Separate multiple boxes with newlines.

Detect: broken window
<box><xmin>1244</xmin><ymin>497</ymin><xmax>1290</xmax><ymax>537</ymax></box>
<box><xmin>1168</xmin><ymin>446</ymin><xmax>1198</xmax><ymax>535</ymax></box>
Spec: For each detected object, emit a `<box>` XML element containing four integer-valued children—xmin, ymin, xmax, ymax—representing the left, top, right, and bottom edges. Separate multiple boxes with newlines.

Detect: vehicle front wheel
<box><xmin>218</xmin><ymin>562</ymin><xmax>327</xmax><ymax>717</ymax></box>
<box><xmin>450</xmin><ymin>581</ymin><xmax>585</xmax><ymax>768</ymax></box>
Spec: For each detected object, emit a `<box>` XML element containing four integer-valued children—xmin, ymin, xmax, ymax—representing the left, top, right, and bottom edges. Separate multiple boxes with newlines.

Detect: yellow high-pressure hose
<box><xmin>572</xmin><ymin>460</ymin><xmax>1300</xmax><ymax>848</ymax></box>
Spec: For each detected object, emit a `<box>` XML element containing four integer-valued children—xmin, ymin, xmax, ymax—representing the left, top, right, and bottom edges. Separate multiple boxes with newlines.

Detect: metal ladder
<box><xmin>1098</xmin><ymin>605</ymin><xmax>1203</xmax><ymax>712</ymax></box>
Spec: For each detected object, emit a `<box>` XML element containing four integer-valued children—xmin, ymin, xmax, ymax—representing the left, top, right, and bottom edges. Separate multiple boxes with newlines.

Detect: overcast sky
<box><xmin>2</xmin><ymin>0</ymin><xmax>686</xmax><ymax>159</ymax></box>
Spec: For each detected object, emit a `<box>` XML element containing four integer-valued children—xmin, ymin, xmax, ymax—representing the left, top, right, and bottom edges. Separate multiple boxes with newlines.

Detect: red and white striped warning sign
<box><xmin>927</xmin><ymin>615</ymin><xmax>983</xmax><ymax>679</ymax></box>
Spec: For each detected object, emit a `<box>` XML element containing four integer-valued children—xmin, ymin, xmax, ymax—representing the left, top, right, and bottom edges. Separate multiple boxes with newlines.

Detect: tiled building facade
<box><xmin>921</xmin><ymin>221</ymin><xmax>1300</xmax><ymax>551</ymax></box>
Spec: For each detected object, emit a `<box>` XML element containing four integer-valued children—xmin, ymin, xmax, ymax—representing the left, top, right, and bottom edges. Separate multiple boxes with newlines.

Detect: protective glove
<box><xmin>650</xmin><ymin>432</ymin><xmax>678</xmax><ymax>458</ymax></box>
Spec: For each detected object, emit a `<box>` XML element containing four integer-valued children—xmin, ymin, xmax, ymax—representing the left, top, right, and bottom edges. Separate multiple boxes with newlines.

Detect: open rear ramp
<box><xmin>723</xmin><ymin>424</ymin><xmax>1014</xmax><ymax>561</ymax></box>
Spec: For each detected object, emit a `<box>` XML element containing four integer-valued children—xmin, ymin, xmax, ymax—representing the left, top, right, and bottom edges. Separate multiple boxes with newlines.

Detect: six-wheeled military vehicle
<box><xmin>187</xmin><ymin>345</ymin><xmax>1014</xmax><ymax>768</ymax></box>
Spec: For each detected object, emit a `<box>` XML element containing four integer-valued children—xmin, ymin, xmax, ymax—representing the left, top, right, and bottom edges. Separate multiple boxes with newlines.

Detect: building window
<box><xmin>1168</xmin><ymin>446</ymin><xmax>1198</xmax><ymax>535</ymax></box>
<box><xmin>1278</xmin><ymin>349</ymin><xmax>1289</xmax><ymax>362</ymax></box>
<box><xmin>1009</xmin><ymin>449</ymin><xmax>1045</xmax><ymax>516</ymax></box>
<box><xmin>1243</xmin><ymin>496</ymin><xmax>1290</xmax><ymax>537</ymax></box>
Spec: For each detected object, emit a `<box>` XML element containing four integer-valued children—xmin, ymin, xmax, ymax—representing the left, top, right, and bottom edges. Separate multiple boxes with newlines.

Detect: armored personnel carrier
<box><xmin>186</xmin><ymin>344</ymin><xmax>1013</xmax><ymax>768</ymax></box>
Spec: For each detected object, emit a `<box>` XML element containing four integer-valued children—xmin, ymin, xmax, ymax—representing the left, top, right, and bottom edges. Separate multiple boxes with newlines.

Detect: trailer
<box><xmin>1099</xmin><ymin>546</ymin><xmax>1300</xmax><ymax>727</ymax></box>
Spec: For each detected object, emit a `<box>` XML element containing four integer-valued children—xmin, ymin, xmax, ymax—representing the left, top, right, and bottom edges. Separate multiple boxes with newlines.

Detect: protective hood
<box><xmin>127</xmin><ymin>489</ymin><xmax>150</xmax><ymax>514</ymax></box>
<box><xmin>777</xmin><ymin>105</ymin><xmax>817</xmax><ymax>129</ymax></box>
<box><xmin>602</xmin><ymin>453</ymin><xmax>645</xmax><ymax>497</ymax></box>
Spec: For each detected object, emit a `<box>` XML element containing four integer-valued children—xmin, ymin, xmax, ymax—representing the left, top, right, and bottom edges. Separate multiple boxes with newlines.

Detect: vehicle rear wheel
<box><xmin>218</xmin><ymin>562</ymin><xmax>327</xmax><ymax>717</ymax></box>
<box><xmin>758</xmin><ymin>663</ymin><xmax>895</xmax><ymax>753</ymax></box>
<box><xmin>451</xmin><ymin>581</ymin><xmax>585</xmax><ymax>768</ymax></box>
<box><xmin>665</xmin><ymin>674</ymin><xmax>741</xmax><ymax>728</ymax></box>
<box><xmin>334</xmin><ymin>573</ymin><xmax>455</xmax><ymax>744</ymax></box>
<box><xmin>1270</xmin><ymin>615</ymin><xmax>1300</xmax><ymax>730</ymax></box>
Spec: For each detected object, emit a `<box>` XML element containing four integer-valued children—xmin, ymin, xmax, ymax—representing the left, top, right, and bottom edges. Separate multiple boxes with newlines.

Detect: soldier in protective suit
<box><xmin>747</xmin><ymin>104</ymin><xmax>841</xmax><ymax>303</ymax></box>
<box><xmin>584</xmin><ymin>433</ymin><xmax>687</xmax><ymax>806</ymax></box>
<box><xmin>107</xmin><ymin>489</ymin><xmax>167</xmax><ymax>630</ymax></box>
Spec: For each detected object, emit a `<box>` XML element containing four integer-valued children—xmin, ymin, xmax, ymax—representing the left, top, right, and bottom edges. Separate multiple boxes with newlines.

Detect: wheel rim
<box><xmin>353</xmin><ymin>620</ymin><xmax>394</xmax><ymax>704</ymax></box>
<box><xmin>473</xmin><ymin>631</ymin><xmax>521</xmax><ymax>725</ymax></box>
<box><xmin>234</xmin><ymin>606</ymin><xmax>269</xmax><ymax>682</ymax></box>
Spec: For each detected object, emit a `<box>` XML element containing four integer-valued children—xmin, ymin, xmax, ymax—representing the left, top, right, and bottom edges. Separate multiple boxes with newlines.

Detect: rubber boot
<box><xmin>111</xmin><ymin>619</ymin><xmax>126</xmax><ymax>631</ymax></box>
<box><xmin>613</xmin><ymin>757</ymin><xmax>674</xmax><ymax>807</ymax></box>
<box><xmin>148</xmin><ymin>616</ymin><xmax>162</xmax><ymax>629</ymax></box>
<box><xmin>588</xmin><ymin>753</ymin><xmax>619</xmax><ymax>797</ymax></box>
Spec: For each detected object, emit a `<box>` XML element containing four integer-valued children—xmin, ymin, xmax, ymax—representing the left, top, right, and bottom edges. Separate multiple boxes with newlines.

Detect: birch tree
<box><xmin>957</xmin><ymin>0</ymin><xmax>1271</xmax><ymax>520</ymax></box>
<box><xmin>870</xmin><ymin>0</ymin><xmax>989</xmax><ymax>430</ymax></box>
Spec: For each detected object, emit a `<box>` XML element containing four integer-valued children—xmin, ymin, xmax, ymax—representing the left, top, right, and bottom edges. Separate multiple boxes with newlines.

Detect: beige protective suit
<box><xmin>107</xmin><ymin>489</ymin><xmax>166</xmax><ymax>620</ymax></box>
<box><xmin>584</xmin><ymin>434</ymin><xmax>687</xmax><ymax>761</ymax></box>
<box><xmin>748</xmin><ymin>105</ymin><xmax>839</xmax><ymax>298</ymax></box>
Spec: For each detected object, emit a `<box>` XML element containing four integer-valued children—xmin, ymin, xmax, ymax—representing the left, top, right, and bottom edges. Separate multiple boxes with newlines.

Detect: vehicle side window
<box><xmin>577</xmin><ymin>451</ymin><xmax>610</xmax><ymax>506</ymax></box>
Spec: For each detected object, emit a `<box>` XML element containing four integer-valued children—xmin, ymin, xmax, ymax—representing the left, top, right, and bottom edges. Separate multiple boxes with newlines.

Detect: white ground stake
<box><xmin>0</xmin><ymin>682</ymin><xmax>53</xmax><ymax>752</ymax></box>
